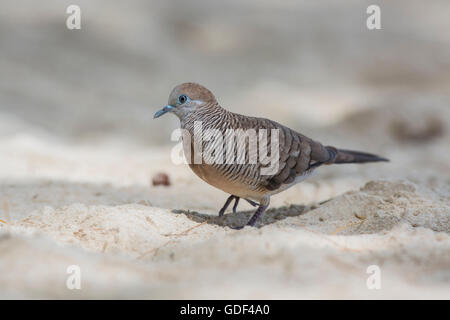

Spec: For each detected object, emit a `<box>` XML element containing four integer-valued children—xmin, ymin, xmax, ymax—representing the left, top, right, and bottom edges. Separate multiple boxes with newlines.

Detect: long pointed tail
<box><xmin>326</xmin><ymin>147</ymin><xmax>389</xmax><ymax>164</ymax></box>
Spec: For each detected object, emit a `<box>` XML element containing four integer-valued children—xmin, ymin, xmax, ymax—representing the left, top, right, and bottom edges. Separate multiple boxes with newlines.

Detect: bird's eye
<box><xmin>178</xmin><ymin>94</ymin><xmax>188</xmax><ymax>104</ymax></box>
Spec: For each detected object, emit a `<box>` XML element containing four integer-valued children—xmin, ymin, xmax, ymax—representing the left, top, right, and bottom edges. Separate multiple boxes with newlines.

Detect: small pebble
<box><xmin>152</xmin><ymin>172</ymin><xmax>171</xmax><ymax>186</ymax></box>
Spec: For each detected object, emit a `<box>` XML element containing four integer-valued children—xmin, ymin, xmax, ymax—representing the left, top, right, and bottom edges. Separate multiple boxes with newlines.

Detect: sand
<box><xmin>0</xmin><ymin>0</ymin><xmax>449</xmax><ymax>299</ymax></box>
<box><xmin>1</xmin><ymin>101</ymin><xmax>449</xmax><ymax>299</ymax></box>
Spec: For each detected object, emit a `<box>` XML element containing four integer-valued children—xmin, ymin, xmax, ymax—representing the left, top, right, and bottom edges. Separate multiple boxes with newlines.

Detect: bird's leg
<box><xmin>244</xmin><ymin>199</ymin><xmax>258</xmax><ymax>207</ymax></box>
<box><xmin>247</xmin><ymin>203</ymin><xmax>269</xmax><ymax>227</ymax></box>
<box><xmin>232</xmin><ymin>197</ymin><xmax>240</xmax><ymax>213</ymax></box>
<box><xmin>220</xmin><ymin>196</ymin><xmax>255</xmax><ymax>216</ymax></box>
<box><xmin>232</xmin><ymin>197</ymin><xmax>270</xmax><ymax>229</ymax></box>
<box><xmin>219</xmin><ymin>195</ymin><xmax>238</xmax><ymax>216</ymax></box>
<box><xmin>232</xmin><ymin>198</ymin><xmax>258</xmax><ymax>214</ymax></box>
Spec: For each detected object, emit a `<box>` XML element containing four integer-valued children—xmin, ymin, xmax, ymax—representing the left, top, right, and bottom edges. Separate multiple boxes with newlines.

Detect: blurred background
<box><xmin>1</xmin><ymin>0</ymin><xmax>449</xmax><ymax>147</ymax></box>
<box><xmin>0</xmin><ymin>0</ymin><xmax>449</xmax><ymax>299</ymax></box>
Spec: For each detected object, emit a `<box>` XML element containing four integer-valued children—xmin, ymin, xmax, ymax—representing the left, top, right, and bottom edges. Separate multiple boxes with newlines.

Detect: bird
<box><xmin>154</xmin><ymin>83</ymin><xmax>388</xmax><ymax>229</ymax></box>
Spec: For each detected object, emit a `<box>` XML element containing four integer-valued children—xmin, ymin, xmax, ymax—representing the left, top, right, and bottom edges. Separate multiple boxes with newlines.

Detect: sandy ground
<box><xmin>1</xmin><ymin>101</ymin><xmax>449</xmax><ymax>299</ymax></box>
<box><xmin>0</xmin><ymin>0</ymin><xmax>449</xmax><ymax>299</ymax></box>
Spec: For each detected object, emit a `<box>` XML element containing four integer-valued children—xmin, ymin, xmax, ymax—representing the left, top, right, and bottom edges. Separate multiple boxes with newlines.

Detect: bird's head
<box><xmin>154</xmin><ymin>83</ymin><xmax>217</xmax><ymax>120</ymax></box>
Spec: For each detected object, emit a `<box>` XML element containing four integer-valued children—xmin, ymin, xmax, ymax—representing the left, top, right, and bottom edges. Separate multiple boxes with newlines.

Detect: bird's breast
<box><xmin>188</xmin><ymin>163</ymin><xmax>266</xmax><ymax>200</ymax></box>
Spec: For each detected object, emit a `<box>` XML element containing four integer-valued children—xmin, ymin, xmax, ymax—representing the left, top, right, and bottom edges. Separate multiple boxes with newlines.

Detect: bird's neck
<box><xmin>180</xmin><ymin>102</ymin><xmax>227</xmax><ymax>131</ymax></box>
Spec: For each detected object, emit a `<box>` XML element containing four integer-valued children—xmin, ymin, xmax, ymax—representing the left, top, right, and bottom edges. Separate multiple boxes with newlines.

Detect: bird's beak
<box><xmin>153</xmin><ymin>105</ymin><xmax>174</xmax><ymax>119</ymax></box>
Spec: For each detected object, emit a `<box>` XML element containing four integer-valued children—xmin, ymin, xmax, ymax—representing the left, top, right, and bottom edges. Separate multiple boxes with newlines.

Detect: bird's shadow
<box><xmin>172</xmin><ymin>204</ymin><xmax>314</xmax><ymax>229</ymax></box>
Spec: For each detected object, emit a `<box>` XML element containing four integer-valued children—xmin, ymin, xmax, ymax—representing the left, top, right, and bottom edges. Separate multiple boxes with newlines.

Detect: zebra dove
<box><xmin>154</xmin><ymin>83</ymin><xmax>388</xmax><ymax>229</ymax></box>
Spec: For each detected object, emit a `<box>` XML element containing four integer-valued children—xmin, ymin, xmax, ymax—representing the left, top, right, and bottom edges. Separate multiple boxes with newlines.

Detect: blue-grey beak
<box><xmin>154</xmin><ymin>105</ymin><xmax>175</xmax><ymax>119</ymax></box>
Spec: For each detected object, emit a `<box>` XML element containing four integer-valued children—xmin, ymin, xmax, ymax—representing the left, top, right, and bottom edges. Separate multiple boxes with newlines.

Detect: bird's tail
<box><xmin>326</xmin><ymin>146</ymin><xmax>389</xmax><ymax>164</ymax></box>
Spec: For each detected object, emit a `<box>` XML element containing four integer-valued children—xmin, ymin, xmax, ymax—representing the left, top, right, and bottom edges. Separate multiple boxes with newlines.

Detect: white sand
<box><xmin>0</xmin><ymin>101</ymin><xmax>449</xmax><ymax>299</ymax></box>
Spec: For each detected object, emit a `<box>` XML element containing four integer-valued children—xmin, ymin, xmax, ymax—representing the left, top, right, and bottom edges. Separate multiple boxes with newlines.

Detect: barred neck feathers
<box><xmin>181</xmin><ymin>102</ymin><xmax>227</xmax><ymax>131</ymax></box>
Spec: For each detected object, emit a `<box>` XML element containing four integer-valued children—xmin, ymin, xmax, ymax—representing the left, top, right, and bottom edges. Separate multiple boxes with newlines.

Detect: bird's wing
<box><xmin>223</xmin><ymin>114</ymin><xmax>334</xmax><ymax>193</ymax></box>
<box><xmin>262</xmin><ymin>120</ymin><xmax>334</xmax><ymax>191</ymax></box>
